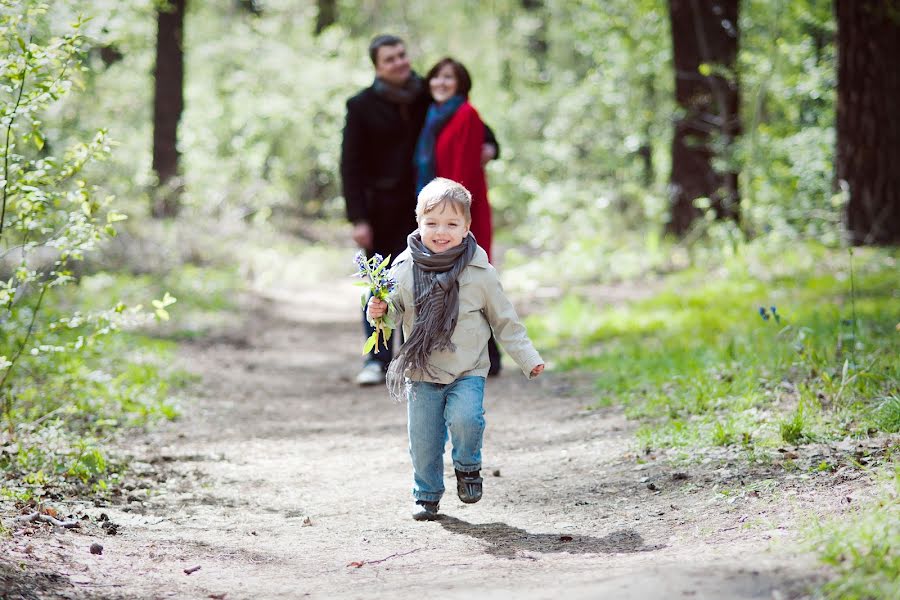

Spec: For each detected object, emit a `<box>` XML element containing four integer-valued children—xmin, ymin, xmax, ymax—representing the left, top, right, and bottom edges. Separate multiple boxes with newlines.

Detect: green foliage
<box><xmin>873</xmin><ymin>396</ymin><xmax>900</xmax><ymax>434</ymax></box>
<box><xmin>808</xmin><ymin>467</ymin><xmax>900</xmax><ymax>600</ymax></box>
<box><xmin>527</xmin><ymin>241</ymin><xmax>900</xmax><ymax>451</ymax></box>
<box><xmin>0</xmin><ymin>4</ymin><xmax>200</xmax><ymax>502</ymax></box>
<box><xmin>738</xmin><ymin>0</ymin><xmax>838</xmax><ymax>241</ymax></box>
<box><xmin>0</xmin><ymin>2</ymin><xmax>136</xmax><ymax>433</ymax></box>
<box><xmin>780</xmin><ymin>406</ymin><xmax>806</xmax><ymax>445</ymax></box>
<box><xmin>22</xmin><ymin>0</ymin><xmax>843</xmax><ymax>262</ymax></box>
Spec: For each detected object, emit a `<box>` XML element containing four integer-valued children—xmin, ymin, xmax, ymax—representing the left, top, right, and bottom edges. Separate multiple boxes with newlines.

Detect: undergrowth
<box><xmin>527</xmin><ymin>241</ymin><xmax>899</xmax><ymax>452</ymax></box>
<box><xmin>0</xmin><ymin>262</ymin><xmax>238</xmax><ymax>505</ymax></box>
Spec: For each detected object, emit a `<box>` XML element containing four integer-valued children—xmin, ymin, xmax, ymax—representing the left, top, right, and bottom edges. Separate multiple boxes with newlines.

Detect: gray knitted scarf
<box><xmin>386</xmin><ymin>231</ymin><xmax>477</xmax><ymax>401</ymax></box>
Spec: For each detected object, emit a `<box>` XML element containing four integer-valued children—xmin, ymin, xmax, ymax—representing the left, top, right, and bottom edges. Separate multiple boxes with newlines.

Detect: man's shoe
<box><xmin>355</xmin><ymin>362</ymin><xmax>385</xmax><ymax>386</ymax></box>
<box><xmin>456</xmin><ymin>470</ymin><xmax>483</xmax><ymax>504</ymax></box>
<box><xmin>412</xmin><ymin>500</ymin><xmax>440</xmax><ymax>521</ymax></box>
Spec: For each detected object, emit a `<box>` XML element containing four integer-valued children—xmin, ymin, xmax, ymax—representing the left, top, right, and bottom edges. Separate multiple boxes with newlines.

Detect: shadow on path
<box><xmin>437</xmin><ymin>516</ymin><xmax>663</xmax><ymax>559</ymax></box>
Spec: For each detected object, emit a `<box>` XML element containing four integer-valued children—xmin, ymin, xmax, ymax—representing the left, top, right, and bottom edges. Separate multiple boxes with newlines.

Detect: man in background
<box><xmin>341</xmin><ymin>34</ymin><xmax>497</xmax><ymax>385</ymax></box>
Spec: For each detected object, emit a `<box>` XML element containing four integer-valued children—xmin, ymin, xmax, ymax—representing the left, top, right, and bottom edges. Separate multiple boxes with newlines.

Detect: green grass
<box><xmin>73</xmin><ymin>264</ymin><xmax>242</xmax><ymax>339</ymax></box>
<box><xmin>808</xmin><ymin>467</ymin><xmax>900</xmax><ymax>599</ymax></box>
<box><xmin>527</xmin><ymin>241</ymin><xmax>899</xmax><ymax>451</ymax></box>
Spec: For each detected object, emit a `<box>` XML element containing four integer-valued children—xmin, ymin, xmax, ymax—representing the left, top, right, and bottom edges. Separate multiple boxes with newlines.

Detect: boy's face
<box><xmin>418</xmin><ymin>202</ymin><xmax>470</xmax><ymax>254</ymax></box>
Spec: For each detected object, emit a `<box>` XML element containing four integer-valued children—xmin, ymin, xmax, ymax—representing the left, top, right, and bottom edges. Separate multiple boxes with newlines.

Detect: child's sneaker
<box><xmin>412</xmin><ymin>500</ymin><xmax>440</xmax><ymax>521</ymax></box>
<box><xmin>455</xmin><ymin>470</ymin><xmax>483</xmax><ymax>504</ymax></box>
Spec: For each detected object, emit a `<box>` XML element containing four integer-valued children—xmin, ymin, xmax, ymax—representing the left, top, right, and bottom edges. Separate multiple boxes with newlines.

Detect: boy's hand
<box><xmin>367</xmin><ymin>297</ymin><xmax>388</xmax><ymax>319</ymax></box>
<box><xmin>530</xmin><ymin>364</ymin><xmax>545</xmax><ymax>378</ymax></box>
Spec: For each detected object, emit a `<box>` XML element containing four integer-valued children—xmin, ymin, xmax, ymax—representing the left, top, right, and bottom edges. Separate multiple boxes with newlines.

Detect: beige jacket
<box><xmin>386</xmin><ymin>245</ymin><xmax>543</xmax><ymax>384</ymax></box>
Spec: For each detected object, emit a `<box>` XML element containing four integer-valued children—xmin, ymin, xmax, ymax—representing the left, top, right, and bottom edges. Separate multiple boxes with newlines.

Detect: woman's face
<box><xmin>429</xmin><ymin>64</ymin><xmax>459</xmax><ymax>104</ymax></box>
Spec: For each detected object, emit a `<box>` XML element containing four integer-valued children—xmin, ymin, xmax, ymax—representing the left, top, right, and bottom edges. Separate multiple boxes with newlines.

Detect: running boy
<box><xmin>367</xmin><ymin>177</ymin><xmax>544</xmax><ymax>521</ymax></box>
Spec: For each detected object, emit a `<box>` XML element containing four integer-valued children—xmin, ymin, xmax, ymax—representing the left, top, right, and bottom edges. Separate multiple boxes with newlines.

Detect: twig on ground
<box><xmin>184</xmin><ymin>565</ymin><xmax>202</xmax><ymax>575</ymax></box>
<box><xmin>347</xmin><ymin>547</ymin><xmax>423</xmax><ymax>568</ymax></box>
<box><xmin>14</xmin><ymin>511</ymin><xmax>81</xmax><ymax>528</ymax></box>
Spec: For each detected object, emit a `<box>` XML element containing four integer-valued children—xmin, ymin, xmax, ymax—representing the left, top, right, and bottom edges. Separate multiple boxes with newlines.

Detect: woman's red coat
<box><xmin>434</xmin><ymin>101</ymin><xmax>493</xmax><ymax>261</ymax></box>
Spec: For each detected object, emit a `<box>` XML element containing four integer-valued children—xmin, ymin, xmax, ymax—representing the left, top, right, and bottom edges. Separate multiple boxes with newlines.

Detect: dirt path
<box><xmin>5</xmin><ymin>247</ymin><xmax>857</xmax><ymax>599</ymax></box>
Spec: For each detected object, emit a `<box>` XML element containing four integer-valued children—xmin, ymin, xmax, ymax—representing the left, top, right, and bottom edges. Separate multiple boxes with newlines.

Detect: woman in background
<box><xmin>414</xmin><ymin>57</ymin><xmax>500</xmax><ymax>375</ymax></box>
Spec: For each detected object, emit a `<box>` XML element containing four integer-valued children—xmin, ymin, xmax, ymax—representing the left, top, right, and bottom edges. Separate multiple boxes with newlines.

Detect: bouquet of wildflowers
<box><xmin>353</xmin><ymin>251</ymin><xmax>397</xmax><ymax>354</ymax></box>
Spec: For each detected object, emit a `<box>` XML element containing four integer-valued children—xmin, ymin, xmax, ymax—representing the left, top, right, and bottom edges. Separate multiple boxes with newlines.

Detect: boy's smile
<box><xmin>419</xmin><ymin>203</ymin><xmax>470</xmax><ymax>254</ymax></box>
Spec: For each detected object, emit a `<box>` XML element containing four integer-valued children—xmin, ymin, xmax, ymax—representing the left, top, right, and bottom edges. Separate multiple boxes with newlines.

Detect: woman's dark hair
<box><xmin>369</xmin><ymin>34</ymin><xmax>405</xmax><ymax>65</ymax></box>
<box><xmin>426</xmin><ymin>58</ymin><xmax>472</xmax><ymax>98</ymax></box>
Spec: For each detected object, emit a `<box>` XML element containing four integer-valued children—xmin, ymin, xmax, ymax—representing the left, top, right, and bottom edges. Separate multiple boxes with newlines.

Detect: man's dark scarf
<box><xmin>386</xmin><ymin>231</ymin><xmax>477</xmax><ymax>400</ymax></box>
<box><xmin>373</xmin><ymin>73</ymin><xmax>424</xmax><ymax>105</ymax></box>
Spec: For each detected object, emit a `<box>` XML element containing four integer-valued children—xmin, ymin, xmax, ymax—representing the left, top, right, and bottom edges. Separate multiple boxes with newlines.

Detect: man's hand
<box><xmin>530</xmin><ymin>364</ymin><xmax>545</xmax><ymax>378</ymax></box>
<box><xmin>480</xmin><ymin>143</ymin><xmax>497</xmax><ymax>167</ymax></box>
<box><xmin>352</xmin><ymin>221</ymin><xmax>373</xmax><ymax>250</ymax></box>
<box><xmin>368</xmin><ymin>297</ymin><xmax>388</xmax><ymax>319</ymax></box>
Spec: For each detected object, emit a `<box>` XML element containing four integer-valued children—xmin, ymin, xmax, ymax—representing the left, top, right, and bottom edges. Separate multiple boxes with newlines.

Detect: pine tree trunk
<box><xmin>151</xmin><ymin>0</ymin><xmax>186</xmax><ymax>218</ymax></box>
<box><xmin>836</xmin><ymin>0</ymin><xmax>900</xmax><ymax>245</ymax></box>
<box><xmin>667</xmin><ymin>0</ymin><xmax>740</xmax><ymax>236</ymax></box>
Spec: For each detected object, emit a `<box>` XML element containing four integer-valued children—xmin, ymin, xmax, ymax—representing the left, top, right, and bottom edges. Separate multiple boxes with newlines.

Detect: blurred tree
<box><xmin>836</xmin><ymin>0</ymin><xmax>900</xmax><ymax>245</ymax></box>
<box><xmin>667</xmin><ymin>0</ymin><xmax>741</xmax><ymax>235</ymax></box>
<box><xmin>152</xmin><ymin>0</ymin><xmax>186</xmax><ymax>218</ymax></box>
<box><xmin>521</xmin><ymin>0</ymin><xmax>549</xmax><ymax>79</ymax></box>
<box><xmin>315</xmin><ymin>0</ymin><xmax>337</xmax><ymax>35</ymax></box>
<box><xmin>238</xmin><ymin>0</ymin><xmax>263</xmax><ymax>15</ymax></box>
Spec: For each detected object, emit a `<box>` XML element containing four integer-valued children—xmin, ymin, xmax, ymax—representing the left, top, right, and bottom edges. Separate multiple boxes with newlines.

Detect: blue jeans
<box><xmin>407</xmin><ymin>376</ymin><xmax>486</xmax><ymax>503</ymax></box>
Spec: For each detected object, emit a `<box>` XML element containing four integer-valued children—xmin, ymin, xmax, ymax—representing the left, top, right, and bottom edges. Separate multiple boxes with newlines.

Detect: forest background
<box><xmin>0</xmin><ymin>1</ymin><xmax>897</xmax><ymax>598</ymax></box>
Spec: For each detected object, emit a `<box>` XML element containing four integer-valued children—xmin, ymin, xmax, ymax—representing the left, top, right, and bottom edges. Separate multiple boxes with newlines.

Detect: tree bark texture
<box><xmin>315</xmin><ymin>0</ymin><xmax>337</xmax><ymax>35</ymax></box>
<box><xmin>836</xmin><ymin>0</ymin><xmax>900</xmax><ymax>245</ymax></box>
<box><xmin>152</xmin><ymin>0</ymin><xmax>186</xmax><ymax>218</ymax></box>
<box><xmin>667</xmin><ymin>0</ymin><xmax>740</xmax><ymax>236</ymax></box>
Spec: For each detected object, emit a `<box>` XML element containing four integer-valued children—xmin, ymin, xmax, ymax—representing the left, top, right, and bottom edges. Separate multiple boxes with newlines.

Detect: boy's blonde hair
<box><xmin>416</xmin><ymin>177</ymin><xmax>472</xmax><ymax>224</ymax></box>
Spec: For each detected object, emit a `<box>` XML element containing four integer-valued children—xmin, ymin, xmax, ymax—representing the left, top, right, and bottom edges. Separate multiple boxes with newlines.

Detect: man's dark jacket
<box><xmin>340</xmin><ymin>84</ymin><xmax>429</xmax><ymax>260</ymax></box>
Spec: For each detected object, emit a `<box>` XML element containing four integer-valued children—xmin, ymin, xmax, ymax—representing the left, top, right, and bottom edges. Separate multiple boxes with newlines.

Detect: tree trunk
<box><xmin>152</xmin><ymin>0</ymin><xmax>186</xmax><ymax>218</ymax></box>
<box><xmin>315</xmin><ymin>0</ymin><xmax>337</xmax><ymax>35</ymax></box>
<box><xmin>520</xmin><ymin>0</ymin><xmax>549</xmax><ymax>78</ymax></box>
<box><xmin>667</xmin><ymin>0</ymin><xmax>740</xmax><ymax>236</ymax></box>
<box><xmin>836</xmin><ymin>0</ymin><xmax>900</xmax><ymax>245</ymax></box>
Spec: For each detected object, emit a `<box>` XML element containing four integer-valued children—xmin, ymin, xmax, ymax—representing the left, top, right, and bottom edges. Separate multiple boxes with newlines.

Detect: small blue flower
<box><xmin>354</xmin><ymin>250</ymin><xmax>367</xmax><ymax>273</ymax></box>
<box><xmin>758</xmin><ymin>306</ymin><xmax>769</xmax><ymax>320</ymax></box>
